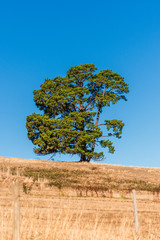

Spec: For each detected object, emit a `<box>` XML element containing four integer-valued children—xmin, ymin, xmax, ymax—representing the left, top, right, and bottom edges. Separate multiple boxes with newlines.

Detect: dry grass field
<box><xmin>0</xmin><ymin>156</ymin><xmax>160</xmax><ymax>240</ymax></box>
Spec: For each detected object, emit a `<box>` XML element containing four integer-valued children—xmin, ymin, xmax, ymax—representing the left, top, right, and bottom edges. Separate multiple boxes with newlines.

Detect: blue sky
<box><xmin>0</xmin><ymin>0</ymin><xmax>160</xmax><ymax>167</ymax></box>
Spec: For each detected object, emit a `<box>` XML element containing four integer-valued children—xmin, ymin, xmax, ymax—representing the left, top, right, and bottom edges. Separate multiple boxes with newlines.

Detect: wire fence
<box><xmin>0</xmin><ymin>168</ymin><xmax>160</xmax><ymax>240</ymax></box>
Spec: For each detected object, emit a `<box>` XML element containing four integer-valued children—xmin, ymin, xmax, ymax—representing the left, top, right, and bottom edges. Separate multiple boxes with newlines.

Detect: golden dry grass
<box><xmin>0</xmin><ymin>156</ymin><xmax>160</xmax><ymax>240</ymax></box>
<box><xmin>1</xmin><ymin>195</ymin><xmax>160</xmax><ymax>240</ymax></box>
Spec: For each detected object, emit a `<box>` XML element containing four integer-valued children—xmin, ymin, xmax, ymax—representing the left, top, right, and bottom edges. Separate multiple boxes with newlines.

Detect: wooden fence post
<box><xmin>132</xmin><ymin>189</ymin><xmax>138</xmax><ymax>235</ymax></box>
<box><xmin>17</xmin><ymin>168</ymin><xmax>19</xmax><ymax>177</ymax></box>
<box><xmin>12</xmin><ymin>181</ymin><xmax>20</xmax><ymax>240</ymax></box>
<box><xmin>7</xmin><ymin>167</ymin><xmax>10</xmax><ymax>178</ymax></box>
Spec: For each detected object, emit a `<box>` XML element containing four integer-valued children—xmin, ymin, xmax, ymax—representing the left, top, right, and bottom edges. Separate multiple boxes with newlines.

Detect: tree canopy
<box><xmin>26</xmin><ymin>64</ymin><xmax>129</xmax><ymax>162</ymax></box>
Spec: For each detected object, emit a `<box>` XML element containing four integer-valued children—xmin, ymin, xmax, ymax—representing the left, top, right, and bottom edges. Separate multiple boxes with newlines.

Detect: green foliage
<box><xmin>26</xmin><ymin>64</ymin><xmax>129</xmax><ymax>162</ymax></box>
<box><xmin>105</xmin><ymin>120</ymin><xmax>124</xmax><ymax>139</ymax></box>
<box><xmin>22</xmin><ymin>167</ymin><xmax>160</xmax><ymax>193</ymax></box>
<box><xmin>23</xmin><ymin>183</ymin><xmax>33</xmax><ymax>194</ymax></box>
<box><xmin>23</xmin><ymin>167</ymin><xmax>71</xmax><ymax>180</ymax></box>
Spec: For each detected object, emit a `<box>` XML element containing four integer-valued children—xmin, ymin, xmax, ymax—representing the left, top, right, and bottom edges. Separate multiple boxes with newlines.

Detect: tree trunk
<box><xmin>80</xmin><ymin>154</ymin><xmax>89</xmax><ymax>162</ymax></box>
<box><xmin>79</xmin><ymin>115</ymin><xmax>89</xmax><ymax>162</ymax></box>
<box><xmin>88</xmin><ymin>105</ymin><xmax>101</xmax><ymax>162</ymax></box>
<box><xmin>92</xmin><ymin>105</ymin><xmax>101</xmax><ymax>151</ymax></box>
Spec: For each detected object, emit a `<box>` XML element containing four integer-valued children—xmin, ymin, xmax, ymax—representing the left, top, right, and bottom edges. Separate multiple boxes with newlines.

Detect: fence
<box><xmin>0</xmin><ymin>167</ymin><xmax>160</xmax><ymax>240</ymax></box>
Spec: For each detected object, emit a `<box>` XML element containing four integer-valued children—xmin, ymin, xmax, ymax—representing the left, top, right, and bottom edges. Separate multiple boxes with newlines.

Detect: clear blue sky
<box><xmin>0</xmin><ymin>0</ymin><xmax>160</xmax><ymax>167</ymax></box>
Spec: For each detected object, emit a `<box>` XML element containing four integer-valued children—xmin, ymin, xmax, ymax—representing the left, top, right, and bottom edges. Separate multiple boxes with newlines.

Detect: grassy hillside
<box><xmin>1</xmin><ymin>156</ymin><xmax>160</xmax><ymax>240</ymax></box>
<box><xmin>1</xmin><ymin>156</ymin><xmax>160</xmax><ymax>196</ymax></box>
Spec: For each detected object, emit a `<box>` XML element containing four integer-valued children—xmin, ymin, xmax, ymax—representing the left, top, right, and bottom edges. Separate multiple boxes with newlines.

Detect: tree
<box><xmin>26</xmin><ymin>64</ymin><xmax>129</xmax><ymax>162</ymax></box>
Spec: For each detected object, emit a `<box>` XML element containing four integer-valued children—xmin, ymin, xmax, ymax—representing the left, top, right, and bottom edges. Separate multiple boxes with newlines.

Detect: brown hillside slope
<box><xmin>0</xmin><ymin>156</ymin><xmax>160</xmax><ymax>197</ymax></box>
<box><xmin>1</xmin><ymin>156</ymin><xmax>160</xmax><ymax>240</ymax></box>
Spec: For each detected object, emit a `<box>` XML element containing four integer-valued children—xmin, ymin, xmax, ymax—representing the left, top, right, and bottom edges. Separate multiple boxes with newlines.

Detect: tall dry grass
<box><xmin>0</xmin><ymin>195</ymin><xmax>160</xmax><ymax>240</ymax></box>
<box><xmin>0</xmin><ymin>163</ymin><xmax>160</xmax><ymax>240</ymax></box>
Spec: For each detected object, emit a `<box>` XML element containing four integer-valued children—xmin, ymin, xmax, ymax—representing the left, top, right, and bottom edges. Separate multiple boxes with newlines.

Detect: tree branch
<box><xmin>73</xmin><ymin>103</ymin><xmax>81</xmax><ymax>110</ymax></box>
<box><xmin>97</xmin><ymin>123</ymin><xmax>105</xmax><ymax>127</ymax></box>
<box><xmin>103</xmin><ymin>87</ymin><xmax>108</xmax><ymax>96</ymax></box>
<box><xmin>100</xmin><ymin>134</ymin><xmax>116</xmax><ymax>138</ymax></box>
<box><xmin>84</xmin><ymin>102</ymin><xmax>92</xmax><ymax>110</ymax></box>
